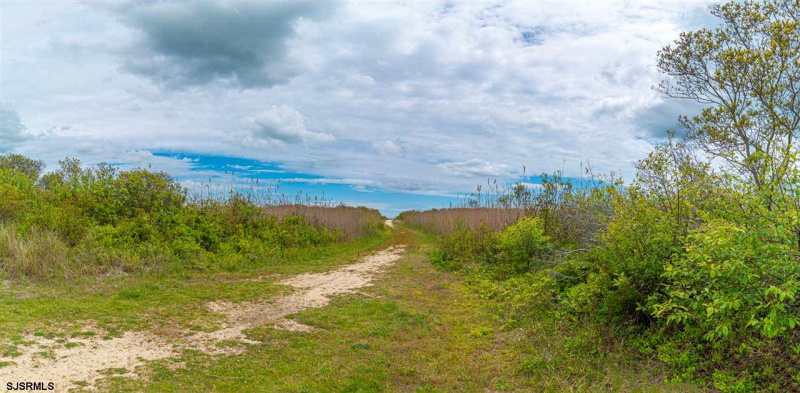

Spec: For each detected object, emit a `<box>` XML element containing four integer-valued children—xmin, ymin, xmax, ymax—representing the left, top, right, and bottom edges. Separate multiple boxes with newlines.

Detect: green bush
<box><xmin>495</xmin><ymin>217</ymin><xmax>551</xmax><ymax>274</ymax></box>
<box><xmin>428</xmin><ymin>217</ymin><xmax>553</xmax><ymax>276</ymax></box>
<box><xmin>564</xmin><ymin>191</ymin><xmax>679</xmax><ymax>322</ymax></box>
<box><xmin>417</xmin><ymin>1</ymin><xmax>800</xmax><ymax>389</ymax></box>
<box><xmin>652</xmin><ymin>220</ymin><xmax>800</xmax><ymax>343</ymax></box>
<box><xmin>0</xmin><ymin>154</ymin><xmax>383</xmax><ymax>282</ymax></box>
<box><xmin>430</xmin><ymin>224</ymin><xmax>497</xmax><ymax>271</ymax></box>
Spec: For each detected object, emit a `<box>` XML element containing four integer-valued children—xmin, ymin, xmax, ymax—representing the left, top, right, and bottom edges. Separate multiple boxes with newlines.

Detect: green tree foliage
<box><xmin>571</xmin><ymin>2</ymin><xmax>799</xmax><ymax>388</ymax></box>
<box><xmin>0</xmin><ymin>154</ymin><xmax>44</xmax><ymax>181</ymax></box>
<box><xmin>656</xmin><ymin>1</ymin><xmax>799</xmax><ymax>194</ymax></box>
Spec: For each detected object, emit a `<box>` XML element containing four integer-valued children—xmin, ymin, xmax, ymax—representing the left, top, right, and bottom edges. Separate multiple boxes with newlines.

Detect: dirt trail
<box><xmin>0</xmin><ymin>245</ymin><xmax>405</xmax><ymax>392</ymax></box>
<box><xmin>188</xmin><ymin>245</ymin><xmax>406</xmax><ymax>352</ymax></box>
<box><xmin>0</xmin><ymin>331</ymin><xmax>174</xmax><ymax>391</ymax></box>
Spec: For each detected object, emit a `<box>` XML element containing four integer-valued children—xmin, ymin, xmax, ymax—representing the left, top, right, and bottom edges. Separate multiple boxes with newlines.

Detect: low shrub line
<box><xmin>0</xmin><ymin>154</ymin><xmax>385</xmax><ymax>282</ymax></box>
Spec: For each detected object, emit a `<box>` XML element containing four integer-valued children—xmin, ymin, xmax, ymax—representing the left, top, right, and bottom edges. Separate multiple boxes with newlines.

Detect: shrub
<box><xmin>0</xmin><ymin>154</ymin><xmax>44</xmax><ymax>181</ymax></box>
<box><xmin>0</xmin><ymin>168</ymin><xmax>37</xmax><ymax>221</ymax></box>
<box><xmin>430</xmin><ymin>224</ymin><xmax>497</xmax><ymax>271</ymax></box>
<box><xmin>569</xmin><ymin>191</ymin><xmax>679</xmax><ymax>322</ymax></box>
<box><xmin>0</xmin><ymin>154</ymin><xmax>386</xmax><ymax>282</ymax></box>
<box><xmin>652</xmin><ymin>220</ymin><xmax>800</xmax><ymax>343</ymax></box>
<box><xmin>415</xmin><ymin>1</ymin><xmax>800</xmax><ymax>389</ymax></box>
<box><xmin>495</xmin><ymin>217</ymin><xmax>551</xmax><ymax>274</ymax></box>
<box><xmin>114</xmin><ymin>169</ymin><xmax>186</xmax><ymax>219</ymax></box>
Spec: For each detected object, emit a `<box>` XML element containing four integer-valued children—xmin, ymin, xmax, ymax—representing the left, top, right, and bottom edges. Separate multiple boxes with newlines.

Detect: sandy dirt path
<box><xmin>0</xmin><ymin>244</ymin><xmax>405</xmax><ymax>392</ymax></box>
<box><xmin>188</xmin><ymin>245</ymin><xmax>406</xmax><ymax>351</ymax></box>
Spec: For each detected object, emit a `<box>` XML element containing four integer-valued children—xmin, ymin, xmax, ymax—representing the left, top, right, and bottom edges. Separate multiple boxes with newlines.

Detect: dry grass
<box><xmin>0</xmin><ymin>204</ymin><xmax>384</xmax><ymax>282</ymax></box>
<box><xmin>397</xmin><ymin>208</ymin><xmax>524</xmax><ymax>235</ymax></box>
<box><xmin>0</xmin><ymin>224</ymin><xmax>71</xmax><ymax>281</ymax></box>
<box><xmin>263</xmin><ymin>204</ymin><xmax>384</xmax><ymax>240</ymax></box>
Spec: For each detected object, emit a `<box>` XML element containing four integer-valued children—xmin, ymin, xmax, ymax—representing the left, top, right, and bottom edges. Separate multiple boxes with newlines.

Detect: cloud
<box><xmin>281</xmin><ymin>177</ymin><xmax>373</xmax><ymax>186</ymax></box>
<box><xmin>245</xmin><ymin>105</ymin><xmax>335</xmax><ymax>145</ymax></box>
<box><xmin>372</xmin><ymin>140</ymin><xmax>401</xmax><ymax>155</ymax></box>
<box><xmin>438</xmin><ymin>159</ymin><xmax>510</xmax><ymax>177</ymax></box>
<box><xmin>2</xmin><ymin>0</ymin><xmax>719</xmax><ymax>202</ymax></box>
<box><xmin>518</xmin><ymin>182</ymin><xmax>545</xmax><ymax>190</ymax></box>
<box><xmin>118</xmin><ymin>2</ymin><xmax>335</xmax><ymax>89</ymax></box>
<box><xmin>632</xmin><ymin>98</ymin><xmax>705</xmax><ymax>139</ymax></box>
<box><xmin>0</xmin><ymin>106</ymin><xmax>32</xmax><ymax>152</ymax></box>
<box><xmin>346</xmin><ymin>74</ymin><xmax>376</xmax><ymax>90</ymax></box>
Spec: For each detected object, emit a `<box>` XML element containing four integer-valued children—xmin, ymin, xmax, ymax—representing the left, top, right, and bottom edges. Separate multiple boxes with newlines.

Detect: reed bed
<box><xmin>187</xmin><ymin>172</ymin><xmax>386</xmax><ymax>240</ymax></box>
<box><xmin>398</xmin><ymin>168</ymin><xmax>615</xmax><ymax>242</ymax></box>
<box><xmin>264</xmin><ymin>204</ymin><xmax>384</xmax><ymax>240</ymax></box>
<box><xmin>397</xmin><ymin>208</ymin><xmax>524</xmax><ymax>235</ymax></box>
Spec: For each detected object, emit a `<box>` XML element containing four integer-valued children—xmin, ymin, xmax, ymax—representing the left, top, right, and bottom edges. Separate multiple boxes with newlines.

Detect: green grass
<box><xmin>84</xmin><ymin>225</ymin><xmax>701</xmax><ymax>392</ymax></box>
<box><xmin>1</xmin><ymin>223</ymin><xmax>703</xmax><ymax>391</ymax></box>
<box><xmin>0</xmin><ymin>227</ymin><xmax>391</xmax><ymax>350</ymax></box>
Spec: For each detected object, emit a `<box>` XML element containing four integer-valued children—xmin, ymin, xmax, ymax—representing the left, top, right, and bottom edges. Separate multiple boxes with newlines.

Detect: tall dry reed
<box><xmin>0</xmin><ymin>224</ymin><xmax>71</xmax><ymax>281</ymax></box>
<box><xmin>263</xmin><ymin>204</ymin><xmax>384</xmax><ymax>240</ymax></box>
<box><xmin>398</xmin><ymin>168</ymin><xmax>616</xmax><ymax>244</ymax></box>
<box><xmin>397</xmin><ymin>208</ymin><xmax>524</xmax><ymax>235</ymax></box>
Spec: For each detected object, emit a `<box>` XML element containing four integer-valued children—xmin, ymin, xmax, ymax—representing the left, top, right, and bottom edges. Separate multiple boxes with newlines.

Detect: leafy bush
<box><xmin>562</xmin><ymin>190</ymin><xmax>679</xmax><ymax>322</ymax></box>
<box><xmin>430</xmin><ymin>224</ymin><xmax>497</xmax><ymax>271</ymax></box>
<box><xmin>653</xmin><ymin>220</ymin><xmax>800</xmax><ymax>342</ymax></box>
<box><xmin>417</xmin><ymin>1</ymin><xmax>800</xmax><ymax>389</ymax></box>
<box><xmin>427</xmin><ymin>216</ymin><xmax>553</xmax><ymax>279</ymax></box>
<box><xmin>495</xmin><ymin>217</ymin><xmax>551</xmax><ymax>274</ymax></box>
<box><xmin>0</xmin><ymin>154</ymin><xmax>385</xmax><ymax>281</ymax></box>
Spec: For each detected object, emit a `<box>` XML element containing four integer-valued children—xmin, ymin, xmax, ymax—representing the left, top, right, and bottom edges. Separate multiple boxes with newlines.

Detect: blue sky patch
<box><xmin>152</xmin><ymin>152</ymin><xmax>467</xmax><ymax>217</ymax></box>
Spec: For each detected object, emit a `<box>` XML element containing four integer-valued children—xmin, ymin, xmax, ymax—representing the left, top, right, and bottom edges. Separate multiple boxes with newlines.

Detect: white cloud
<box><xmin>438</xmin><ymin>159</ymin><xmax>510</xmax><ymax>177</ymax></box>
<box><xmin>372</xmin><ymin>140</ymin><xmax>401</xmax><ymax>155</ymax></box>
<box><xmin>1</xmin><ymin>0</ymin><xmax>719</xmax><ymax>196</ymax></box>
<box><xmin>346</xmin><ymin>74</ymin><xmax>376</xmax><ymax>90</ymax></box>
<box><xmin>280</xmin><ymin>177</ymin><xmax>374</xmax><ymax>186</ymax></box>
<box><xmin>245</xmin><ymin>105</ymin><xmax>335</xmax><ymax>145</ymax></box>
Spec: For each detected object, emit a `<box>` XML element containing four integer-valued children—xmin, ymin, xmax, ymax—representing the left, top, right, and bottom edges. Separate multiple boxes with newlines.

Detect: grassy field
<box><xmin>0</xmin><ymin>228</ymin><xmax>390</xmax><ymax>358</ymax></box>
<box><xmin>0</xmin><ymin>223</ymin><xmax>706</xmax><ymax>392</ymax></box>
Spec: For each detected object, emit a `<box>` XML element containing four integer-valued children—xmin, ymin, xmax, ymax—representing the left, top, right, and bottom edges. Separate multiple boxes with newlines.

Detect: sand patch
<box><xmin>0</xmin><ymin>330</ymin><xmax>174</xmax><ymax>393</ymax></box>
<box><xmin>187</xmin><ymin>245</ymin><xmax>406</xmax><ymax>352</ymax></box>
<box><xmin>0</xmin><ymin>245</ymin><xmax>406</xmax><ymax>390</ymax></box>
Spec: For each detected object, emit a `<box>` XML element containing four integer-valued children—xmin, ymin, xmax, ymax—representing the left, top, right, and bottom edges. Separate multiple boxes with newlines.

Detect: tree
<box><xmin>0</xmin><ymin>154</ymin><xmax>44</xmax><ymax>181</ymax></box>
<box><xmin>655</xmin><ymin>0</ymin><xmax>799</xmax><ymax>195</ymax></box>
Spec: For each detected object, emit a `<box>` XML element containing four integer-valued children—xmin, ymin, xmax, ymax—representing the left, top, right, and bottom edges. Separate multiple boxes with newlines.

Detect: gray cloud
<box><xmin>632</xmin><ymin>98</ymin><xmax>705</xmax><ymax>139</ymax></box>
<box><xmin>119</xmin><ymin>2</ymin><xmax>334</xmax><ymax>89</ymax></box>
<box><xmin>0</xmin><ymin>106</ymin><xmax>31</xmax><ymax>152</ymax></box>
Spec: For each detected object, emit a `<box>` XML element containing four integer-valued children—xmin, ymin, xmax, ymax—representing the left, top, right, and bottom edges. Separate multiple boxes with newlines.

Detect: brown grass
<box><xmin>263</xmin><ymin>204</ymin><xmax>384</xmax><ymax>240</ymax></box>
<box><xmin>0</xmin><ymin>224</ymin><xmax>71</xmax><ymax>281</ymax></box>
<box><xmin>396</xmin><ymin>208</ymin><xmax>524</xmax><ymax>235</ymax></box>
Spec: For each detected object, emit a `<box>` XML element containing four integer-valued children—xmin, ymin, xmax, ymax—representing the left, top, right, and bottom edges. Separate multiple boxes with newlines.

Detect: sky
<box><xmin>0</xmin><ymin>1</ymin><xmax>716</xmax><ymax>217</ymax></box>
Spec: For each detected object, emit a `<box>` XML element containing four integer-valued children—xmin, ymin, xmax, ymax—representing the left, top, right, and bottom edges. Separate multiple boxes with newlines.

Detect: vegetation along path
<box><xmin>0</xmin><ymin>247</ymin><xmax>406</xmax><ymax>390</ymax></box>
<box><xmin>0</xmin><ymin>222</ymin><xmax>699</xmax><ymax>391</ymax></box>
